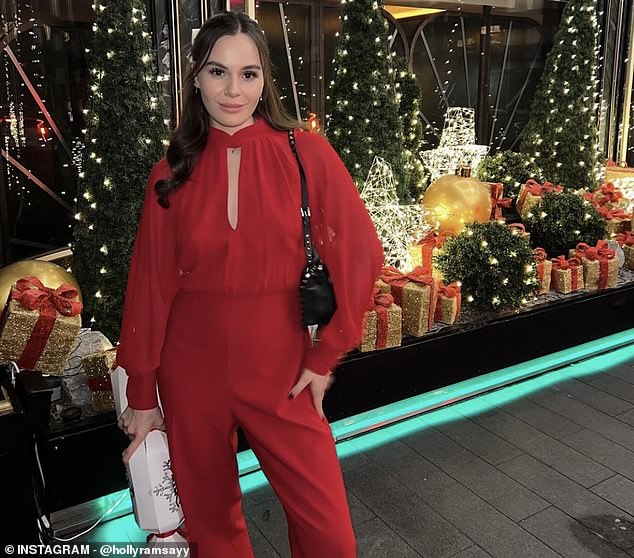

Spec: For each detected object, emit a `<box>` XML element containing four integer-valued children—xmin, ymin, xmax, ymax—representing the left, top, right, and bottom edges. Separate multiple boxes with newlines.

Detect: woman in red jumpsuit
<box><xmin>116</xmin><ymin>10</ymin><xmax>383</xmax><ymax>558</ymax></box>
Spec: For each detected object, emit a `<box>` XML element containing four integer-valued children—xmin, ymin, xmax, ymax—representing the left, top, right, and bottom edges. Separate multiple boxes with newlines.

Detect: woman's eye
<box><xmin>209</xmin><ymin>67</ymin><xmax>224</xmax><ymax>76</ymax></box>
<box><xmin>243</xmin><ymin>71</ymin><xmax>258</xmax><ymax>80</ymax></box>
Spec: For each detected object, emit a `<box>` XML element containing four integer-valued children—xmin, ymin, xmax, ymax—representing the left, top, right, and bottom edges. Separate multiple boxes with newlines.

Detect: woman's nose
<box><xmin>225</xmin><ymin>76</ymin><xmax>240</xmax><ymax>97</ymax></box>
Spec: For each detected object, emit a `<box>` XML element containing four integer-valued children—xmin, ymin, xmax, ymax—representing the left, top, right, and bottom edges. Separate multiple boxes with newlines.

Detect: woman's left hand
<box><xmin>289</xmin><ymin>368</ymin><xmax>335</xmax><ymax>421</ymax></box>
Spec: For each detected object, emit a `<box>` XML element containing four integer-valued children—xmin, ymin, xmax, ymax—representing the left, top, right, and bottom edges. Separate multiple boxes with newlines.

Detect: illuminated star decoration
<box><xmin>420</xmin><ymin>107</ymin><xmax>490</xmax><ymax>183</ymax></box>
<box><xmin>360</xmin><ymin>156</ymin><xmax>413</xmax><ymax>270</ymax></box>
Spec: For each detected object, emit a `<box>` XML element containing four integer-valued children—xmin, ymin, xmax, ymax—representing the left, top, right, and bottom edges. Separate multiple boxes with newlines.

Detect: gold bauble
<box><xmin>422</xmin><ymin>174</ymin><xmax>492</xmax><ymax>235</ymax></box>
<box><xmin>0</xmin><ymin>260</ymin><xmax>83</xmax><ymax>306</ymax></box>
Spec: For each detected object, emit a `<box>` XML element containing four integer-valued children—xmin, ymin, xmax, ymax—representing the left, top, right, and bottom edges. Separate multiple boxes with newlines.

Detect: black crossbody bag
<box><xmin>288</xmin><ymin>129</ymin><xmax>337</xmax><ymax>335</ymax></box>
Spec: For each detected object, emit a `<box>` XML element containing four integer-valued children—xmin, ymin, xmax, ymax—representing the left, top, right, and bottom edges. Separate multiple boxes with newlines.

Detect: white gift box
<box><xmin>111</xmin><ymin>366</ymin><xmax>185</xmax><ymax>534</ymax></box>
<box><xmin>127</xmin><ymin>429</ymin><xmax>184</xmax><ymax>532</ymax></box>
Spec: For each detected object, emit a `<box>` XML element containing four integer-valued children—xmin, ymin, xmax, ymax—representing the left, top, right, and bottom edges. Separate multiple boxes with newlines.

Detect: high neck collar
<box><xmin>207</xmin><ymin>117</ymin><xmax>273</xmax><ymax>147</ymax></box>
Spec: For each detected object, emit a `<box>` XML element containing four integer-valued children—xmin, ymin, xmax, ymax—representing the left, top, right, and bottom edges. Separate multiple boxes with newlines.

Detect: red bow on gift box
<box><xmin>617</xmin><ymin>232</ymin><xmax>634</xmax><ymax>247</ymax></box>
<box><xmin>371</xmin><ymin>287</ymin><xmax>394</xmax><ymax>309</ymax></box>
<box><xmin>489</xmin><ymin>183</ymin><xmax>512</xmax><ymax>221</ymax></box>
<box><xmin>523</xmin><ymin>179</ymin><xmax>564</xmax><ymax>196</ymax></box>
<box><xmin>551</xmin><ymin>255</ymin><xmax>582</xmax><ymax>270</ymax></box>
<box><xmin>9</xmin><ymin>276</ymin><xmax>83</xmax><ymax>370</ymax></box>
<box><xmin>550</xmin><ymin>256</ymin><xmax>582</xmax><ymax>291</ymax></box>
<box><xmin>598</xmin><ymin>182</ymin><xmax>623</xmax><ymax>204</ymax></box>
<box><xmin>575</xmin><ymin>241</ymin><xmax>615</xmax><ymax>261</ymax></box>
<box><xmin>11</xmin><ymin>276</ymin><xmax>82</xmax><ymax>316</ymax></box>
<box><xmin>597</xmin><ymin>206</ymin><xmax>631</xmax><ymax>221</ymax></box>
<box><xmin>533</xmin><ymin>247</ymin><xmax>548</xmax><ymax>262</ymax></box>
<box><xmin>380</xmin><ymin>265</ymin><xmax>434</xmax><ymax>285</ymax></box>
<box><xmin>435</xmin><ymin>282</ymin><xmax>461</xmax><ymax>322</ymax></box>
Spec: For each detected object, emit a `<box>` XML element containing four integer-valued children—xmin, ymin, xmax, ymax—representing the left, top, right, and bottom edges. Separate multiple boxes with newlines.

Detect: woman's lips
<box><xmin>219</xmin><ymin>104</ymin><xmax>245</xmax><ymax>113</ymax></box>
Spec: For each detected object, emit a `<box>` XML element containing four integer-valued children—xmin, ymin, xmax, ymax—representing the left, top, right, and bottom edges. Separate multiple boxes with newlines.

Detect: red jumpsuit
<box><xmin>117</xmin><ymin>118</ymin><xmax>384</xmax><ymax>557</ymax></box>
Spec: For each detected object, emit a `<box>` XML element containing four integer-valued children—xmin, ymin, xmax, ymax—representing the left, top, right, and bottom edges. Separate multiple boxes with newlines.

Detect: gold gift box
<box><xmin>552</xmin><ymin>265</ymin><xmax>585</xmax><ymax>294</ymax></box>
<box><xmin>583</xmin><ymin>258</ymin><xmax>619</xmax><ymax>291</ymax></box>
<box><xmin>536</xmin><ymin>260</ymin><xmax>552</xmax><ymax>294</ymax></box>
<box><xmin>359</xmin><ymin>304</ymin><xmax>402</xmax><ymax>352</ymax></box>
<box><xmin>377</xmin><ymin>279</ymin><xmax>436</xmax><ymax>337</ymax></box>
<box><xmin>0</xmin><ymin>298</ymin><xmax>81</xmax><ymax>374</ymax></box>
<box><xmin>82</xmin><ymin>348</ymin><xmax>117</xmax><ymax>413</ymax></box>
<box><xmin>623</xmin><ymin>245</ymin><xmax>634</xmax><ymax>270</ymax></box>
<box><xmin>435</xmin><ymin>296</ymin><xmax>459</xmax><ymax>324</ymax></box>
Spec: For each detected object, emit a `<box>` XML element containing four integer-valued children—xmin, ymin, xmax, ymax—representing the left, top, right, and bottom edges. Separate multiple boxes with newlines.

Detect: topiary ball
<box><xmin>477</xmin><ymin>150</ymin><xmax>542</xmax><ymax>201</ymax></box>
<box><xmin>434</xmin><ymin>221</ymin><xmax>538</xmax><ymax>312</ymax></box>
<box><xmin>523</xmin><ymin>191</ymin><xmax>607</xmax><ymax>258</ymax></box>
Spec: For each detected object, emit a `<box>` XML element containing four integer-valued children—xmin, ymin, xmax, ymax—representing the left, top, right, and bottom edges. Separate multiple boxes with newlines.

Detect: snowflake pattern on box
<box><xmin>360</xmin><ymin>157</ymin><xmax>412</xmax><ymax>270</ymax></box>
<box><xmin>152</xmin><ymin>458</ymin><xmax>181</xmax><ymax>514</ymax></box>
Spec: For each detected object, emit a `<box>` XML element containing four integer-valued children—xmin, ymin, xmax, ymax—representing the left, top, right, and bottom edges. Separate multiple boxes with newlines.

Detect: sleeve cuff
<box><xmin>125</xmin><ymin>369</ymin><xmax>159</xmax><ymax>410</ymax></box>
<box><xmin>302</xmin><ymin>340</ymin><xmax>342</xmax><ymax>376</ymax></box>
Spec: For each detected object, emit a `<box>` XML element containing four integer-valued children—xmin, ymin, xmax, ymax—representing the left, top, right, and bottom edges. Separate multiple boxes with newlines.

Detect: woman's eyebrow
<box><xmin>204</xmin><ymin>61</ymin><xmax>262</xmax><ymax>70</ymax></box>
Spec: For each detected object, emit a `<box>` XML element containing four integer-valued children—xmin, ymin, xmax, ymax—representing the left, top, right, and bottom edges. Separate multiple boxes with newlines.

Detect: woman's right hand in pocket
<box><xmin>118</xmin><ymin>406</ymin><xmax>166</xmax><ymax>465</ymax></box>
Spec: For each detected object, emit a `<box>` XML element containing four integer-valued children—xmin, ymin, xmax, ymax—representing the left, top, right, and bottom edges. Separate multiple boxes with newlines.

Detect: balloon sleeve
<box><xmin>117</xmin><ymin>160</ymin><xmax>180</xmax><ymax>409</ymax></box>
<box><xmin>298</xmin><ymin>133</ymin><xmax>384</xmax><ymax>375</ymax></box>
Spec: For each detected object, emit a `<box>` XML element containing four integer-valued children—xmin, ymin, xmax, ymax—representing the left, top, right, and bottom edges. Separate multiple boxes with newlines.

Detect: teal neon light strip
<box><xmin>238</xmin><ymin>328</ymin><xmax>634</xmax><ymax>493</ymax></box>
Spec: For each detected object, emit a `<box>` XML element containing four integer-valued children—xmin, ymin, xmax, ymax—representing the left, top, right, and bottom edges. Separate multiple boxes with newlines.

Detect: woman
<box><xmin>117</xmin><ymin>10</ymin><xmax>383</xmax><ymax>558</ymax></box>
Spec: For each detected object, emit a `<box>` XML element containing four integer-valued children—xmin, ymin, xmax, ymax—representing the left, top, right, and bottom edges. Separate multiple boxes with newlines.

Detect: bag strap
<box><xmin>288</xmin><ymin>129</ymin><xmax>314</xmax><ymax>265</ymax></box>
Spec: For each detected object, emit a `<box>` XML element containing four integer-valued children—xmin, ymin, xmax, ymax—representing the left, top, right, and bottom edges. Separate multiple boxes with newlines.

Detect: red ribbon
<box><xmin>617</xmin><ymin>232</ymin><xmax>634</xmax><ymax>247</ymax></box>
<box><xmin>518</xmin><ymin>179</ymin><xmax>563</xmax><ymax>213</ymax></box>
<box><xmin>370</xmin><ymin>287</ymin><xmax>394</xmax><ymax>349</ymax></box>
<box><xmin>412</xmin><ymin>232</ymin><xmax>446</xmax><ymax>271</ymax></box>
<box><xmin>8</xmin><ymin>276</ymin><xmax>82</xmax><ymax>370</ymax></box>
<box><xmin>550</xmin><ymin>256</ymin><xmax>582</xmax><ymax>291</ymax></box>
<box><xmin>533</xmin><ymin>248</ymin><xmax>548</xmax><ymax>289</ymax></box>
<box><xmin>597</xmin><ymin>206</ymin><xmax>631</xmax><ymax>221</ymax></box>
<box><xmin>146</xmin><ymin>525</ymin><xmax>190</xmax><ymax>543</ymax></box>
<box><xmin>598</xmin><ymin>182</ymin><xmax>623</xmax><ymax>204</ymax></box>
<box><xmin>489</xmin><ymin>183</ymin><xmax>512</xmax><ymax>221</ymax></box>
<box><xmin>575</xmin><ymin>242</ymin><xmax>615</xmax><ymax>289</ymax></box>
<box><xmin>435</xmin><ymin>282</ymin><xmax>461</xmax><ymax>321</ymax></box>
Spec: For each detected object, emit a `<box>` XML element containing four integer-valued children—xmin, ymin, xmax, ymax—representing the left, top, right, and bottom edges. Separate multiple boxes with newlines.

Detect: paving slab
<box><xmin>528</xmin><ymin>389</ymin><xmax>634</xmax><ymax>452</ymax></box>
<box><xmin>498</xmin><ymin>454</ymin><xmax>634</xmax><ymax>526</ymax></box>
<box><xmin>591</xmin><ymin>475</ymin><xmax>634</xmax><ymax>516</ymax></box>
<box><xmin>519</xmin><ymin>506</ymin><xmax>631</xmax><ymax>558</ymax></box>
<box><xmin>562</xmin><ymin>429</ymin><xmax>634</xmax><ymax>481</ymax></box>
<box><xmin>493</xmin><ymin>397</ymin><xmax>584</xmax><ymax>440</ymax></box>
<box><xmin>354</xmin><ymin>517</ymin><xmax>423</xmax><ymax>558</ymax></box>
<box><xmin>468</xmin><ymin>406</ymin><xmax>613</xmax><ymax>487</ymax></box>
<box><xmin>401</xmin><ymin>427</ymin><xmax>549</xmax><ymax>521</ymax></box>
<box><xmin>421</xmin><ymin>483</ymin><xmax>561</xmax><ymax>558</ymax></box>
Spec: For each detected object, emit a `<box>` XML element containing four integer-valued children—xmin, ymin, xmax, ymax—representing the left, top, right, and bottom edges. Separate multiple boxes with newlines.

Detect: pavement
<box><xmin>78</xmin><ymin>360</ymin><xmax>634</xmax><ymax>557</ymax></box>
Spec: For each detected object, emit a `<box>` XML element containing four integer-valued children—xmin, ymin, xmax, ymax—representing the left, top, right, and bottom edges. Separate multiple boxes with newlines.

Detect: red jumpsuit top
<box><xmin>117</xmin><ymin>118</ymin><xmax>384</xmax><ymax>410</ymax></box>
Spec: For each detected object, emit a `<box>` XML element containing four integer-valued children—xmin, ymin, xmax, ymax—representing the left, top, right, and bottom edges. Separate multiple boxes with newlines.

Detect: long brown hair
<box><xmin>156</xmin><ymin>10</ymin><xmax>302</xmax><ymax>208</ymax></box>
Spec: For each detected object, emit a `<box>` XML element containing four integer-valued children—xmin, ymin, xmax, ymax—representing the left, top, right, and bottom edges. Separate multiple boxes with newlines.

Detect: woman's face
<box><xmin>196</xmin><ymin>33</ymin><xmax>265</xmax><ymax>135</ymax></box>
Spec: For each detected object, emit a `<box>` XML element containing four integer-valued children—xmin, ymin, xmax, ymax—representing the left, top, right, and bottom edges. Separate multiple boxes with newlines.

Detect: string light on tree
<box><xmin>328</xmin><ymin>0</ymin><xmax>409</xmax><ymax>201</ymax></box>
<box><xmin>71</xmin><ymin>0</ymin><xmax>169</xmax><ymax>343</ymax></box>
<box><xmin>520</xmin><ymin>0</ymin><xmax>602</xmax><ymax>189</ymax></box>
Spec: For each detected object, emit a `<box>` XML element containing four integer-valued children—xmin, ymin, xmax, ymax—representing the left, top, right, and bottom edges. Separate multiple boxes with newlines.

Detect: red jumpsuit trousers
<box><xmin>156</xmin><ymin>288</ymin><xmax>357</xmax><ymax>558</ymax></box>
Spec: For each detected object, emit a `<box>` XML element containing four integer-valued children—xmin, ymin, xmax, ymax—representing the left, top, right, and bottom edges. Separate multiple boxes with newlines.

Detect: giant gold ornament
<box><xmin>422</xmin><ymin>174</ymin><xmax>492</xmax><ymax>235</ymax></box>
<box><xmin>0</xmin><ymin>260</ymin><xmax>83</xmax><ymax>307</ymax></box>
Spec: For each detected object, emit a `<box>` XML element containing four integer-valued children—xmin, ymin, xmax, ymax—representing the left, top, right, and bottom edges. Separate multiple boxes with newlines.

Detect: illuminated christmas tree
<box><xmin>72</xmin><ymin>0</ymin><xmax>168</xmax><ymax>342</ymax></box>
<box><xmin>520</xmin><ymin>0</ymin><xmax>602</xmax><ymax>189</ymax></box>
<box><xmin>327</xmin><ymin>0</ymin><xmax>408</xmax><ymax>201</ymax></box>
<box><xmin>394</xmin><ymin>55</ymin><xmax>426</xmax><ymax>201</ymax></box>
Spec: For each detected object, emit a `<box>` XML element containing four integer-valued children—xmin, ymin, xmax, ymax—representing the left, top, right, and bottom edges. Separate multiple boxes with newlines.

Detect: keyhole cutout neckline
<box><xmin>227</xmin><ymin>147</ymin><xmax>241</xmax><ymax>230</ymax></box>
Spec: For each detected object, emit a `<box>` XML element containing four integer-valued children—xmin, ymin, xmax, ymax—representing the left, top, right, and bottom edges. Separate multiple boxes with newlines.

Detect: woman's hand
<box><xmin>118</xmin><ymin>406</ymin><xmax>166</xmax><ymax>465</ymax></box>
<box><xmin>289</xmin><ymin>368</ymin><xmax>335</xmax><ymax>421</ymax></box>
